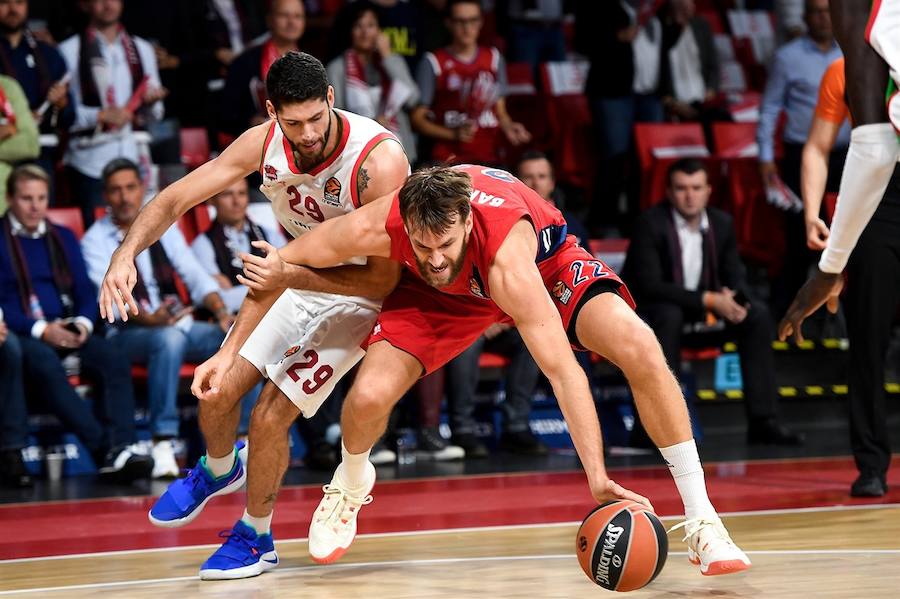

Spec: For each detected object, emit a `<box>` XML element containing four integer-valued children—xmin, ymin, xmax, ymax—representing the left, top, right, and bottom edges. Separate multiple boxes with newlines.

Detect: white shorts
<box><xmin>238</xmin><ymin>289</ymin><xmax>380</xmax><ymax>416</ymax></box>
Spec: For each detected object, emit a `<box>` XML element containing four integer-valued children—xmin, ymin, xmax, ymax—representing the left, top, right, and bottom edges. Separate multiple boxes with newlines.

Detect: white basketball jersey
<box><xmin>258</xmin><ymin>109</ymin><xmax>399</xmax><ymax>260</ymax></box>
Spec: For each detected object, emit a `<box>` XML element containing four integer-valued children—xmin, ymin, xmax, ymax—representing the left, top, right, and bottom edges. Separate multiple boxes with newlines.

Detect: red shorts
<box><xmin>364</xmin><ymin>240</ymin><xmax>634</xmax><ymax>374</ymax></box>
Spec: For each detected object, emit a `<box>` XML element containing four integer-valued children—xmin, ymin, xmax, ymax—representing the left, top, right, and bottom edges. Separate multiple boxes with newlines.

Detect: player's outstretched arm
<box><xmin>488</xmin><ymin>221</ymin><xmax>652</xmax><ymax>510</ymax></box>
<box><xmin>99</xmin><ymin>122</ymin><xmax>270</xmax><ymax>322</ymax></box>
<box><xmin>279</xmin><ymin>193</ymin><xmax>394</xmax><ymax>268</ymax></box>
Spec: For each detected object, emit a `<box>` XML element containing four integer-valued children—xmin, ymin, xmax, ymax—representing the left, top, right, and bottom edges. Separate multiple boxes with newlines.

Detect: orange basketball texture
<box><xmin>576</xmin><ymin>500</ymin><xmax>668</xmax><ymax>592</ymax></box>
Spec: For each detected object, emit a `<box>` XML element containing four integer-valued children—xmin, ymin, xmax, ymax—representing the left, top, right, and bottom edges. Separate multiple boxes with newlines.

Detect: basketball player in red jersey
<box><xmin>97</xmin><ymin>52</ymin><xmax>410</xmax><ymax>579</ymax></box>
<box><xmin>240</xmin><ymin>165</ymin><xmax>752</xmax><ymax>576</ymax></box>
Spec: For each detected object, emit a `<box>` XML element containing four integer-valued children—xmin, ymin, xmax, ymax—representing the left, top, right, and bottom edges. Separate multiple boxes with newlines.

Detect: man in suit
<box><xmin>0</xmin><ymin>164</ymin><xmax>152</xmax><ymax>482</ymax></box>
<box><xmin>623</xmin><ymin>158</ymin><xmax>802</xmax><ymax>446</ymax></box>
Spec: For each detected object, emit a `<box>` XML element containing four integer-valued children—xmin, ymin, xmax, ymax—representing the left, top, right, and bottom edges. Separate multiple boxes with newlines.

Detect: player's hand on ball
<box><xmin>592</xmin><ymin>477</ymin><xmax>654</xmax><ymax>512</ymax></box>
<box><xmin>99</xmin><ymin>251</ymin><xmax>139</xmax><ymax>323</ymax></box>
<box><xmin>191</xmin><ymin>351</ymin><xmax>234</xmax><ymax>400</ymax></box>
<box><xmin>238</xmin><ymin>240</ymin><xmax>286</xmax><ymax>291</ymax></box>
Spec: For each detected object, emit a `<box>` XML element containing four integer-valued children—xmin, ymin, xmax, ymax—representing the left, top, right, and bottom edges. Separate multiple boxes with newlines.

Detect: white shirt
<box><xmin>81</xmin><ymin>216</ymin><xmax>220</xmax><ymax>322</ymax></box>
<box><xmin>190</xmin><ymin>221</ymin><xmax>287</xmax><ymax>314</ymax></box>
<box><xmin>58</xmin><ymin>30</ymin><xmax>164</xmax><ymax>179</ymax></box>
<box><xmin>672</xmin><ymin>208</ymin><xmax>709</xmax><ymax>292</ymax></box>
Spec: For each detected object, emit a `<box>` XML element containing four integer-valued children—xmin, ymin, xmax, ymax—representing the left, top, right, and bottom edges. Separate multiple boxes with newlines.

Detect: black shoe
<box><xmin>416</xmin><ymin>428</ymin><xmax>465</xmax><ymax>461</ymax></box>
<box><xmin>305</xmin><ymin>441</ymin><xmax>338</xmax><ymax>471</ymax></box>
<box><xmin>96</xmin><ymin>444</ymin><xmax>154</xmax><ymax>483</ymax></box>
<box><xmin>747</xmin><ymin>418</ymin><xmax>805</xmax><ymax>446</ymax></box>
<box><xmin>850</xmin><ymin>472</ymin><xmax>887</xmax><ymax>497</ymax></box>
<box><xmin>499</xmin><ymin>430</ymin><xmax>548</xmax><ymax>456</ymax></box>
<box><xmin>451</xmin><ymin>433</ymin><xmax>489</xmax><ymax>459</ymax></box>
<box><xmin>0</xmin><ymin>449</ymin><xmax>33</xmax><ymax>488</ymax></box>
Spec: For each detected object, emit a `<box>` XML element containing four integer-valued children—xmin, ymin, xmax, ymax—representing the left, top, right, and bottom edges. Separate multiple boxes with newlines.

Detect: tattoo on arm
<box><xmin>357</xmin><ymin>166</ymin><xmax>370</xmax><ymax>198</ymax></box>
<box><xmin>263</xmin><ymin>493</ymin><xmax>277</xmax><ymax>505</ymax></box>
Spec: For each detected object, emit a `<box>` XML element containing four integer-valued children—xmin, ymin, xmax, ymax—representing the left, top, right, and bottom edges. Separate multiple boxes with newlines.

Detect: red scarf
<box><xmin>260</xmin><ymin>40</ymin><xmax>282</xmax><ymax>81</ymax></box>
<box><xmin>344</xmin><ymin>50</ymin><xmax>397</xmax><ymax>131</ymax></box>
<box><xmin>0</xmin><ymin>83</ymin><xmax>16</xmax><ymax>126</ymax></box>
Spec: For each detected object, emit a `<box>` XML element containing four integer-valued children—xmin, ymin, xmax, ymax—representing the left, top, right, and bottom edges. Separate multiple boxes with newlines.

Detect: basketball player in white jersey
<box><xmin>97</xmin><ymin>52</ymin><xmax>409</xmax><ymax>579</ymax></box>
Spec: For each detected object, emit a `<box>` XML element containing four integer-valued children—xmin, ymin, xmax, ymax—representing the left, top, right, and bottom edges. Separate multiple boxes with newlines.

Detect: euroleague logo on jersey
<box><xmin>323</xmin><ymin>177</ymin><xmax>342</xmax><ymax>207</ymax></box>
<box><xmin>552</xmin><ymin>281</ymin><xmax>572</xmax><ymax>305</ymax></box>
<box><xmin>263</xmin><ymin>164</ymin><xmax>277</xmax><ymax>181</ymax></box>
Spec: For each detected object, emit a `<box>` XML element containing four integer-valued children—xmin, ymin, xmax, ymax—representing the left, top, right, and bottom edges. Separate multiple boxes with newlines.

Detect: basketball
<box><xmin>576</xmin><ymin>500</ymin><xmax>668</xmax><ymax>592</ymax></box>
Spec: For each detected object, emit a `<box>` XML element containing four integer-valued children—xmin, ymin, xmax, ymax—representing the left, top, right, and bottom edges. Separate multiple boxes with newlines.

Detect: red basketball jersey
<box><xmin>385</xmin><ymin>164</ymin><xmax>569</xmax><ymax>300</ymax></box>
<box><xmin>425</xmin><ymin>47</ymin><xmax>502</xmax><ymax>164</ymax></box>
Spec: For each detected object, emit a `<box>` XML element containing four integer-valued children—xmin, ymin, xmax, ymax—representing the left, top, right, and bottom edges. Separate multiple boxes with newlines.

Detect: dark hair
<box><xmin>266</xmin><ymin>51</ymin><xmax>329</xmax><ymax>110</ymax></box>
<box><xmin>446</xmin><ymin>0</ymin><xmax>482</xmax><ymax>17</ymax></box>
<box><xmin>7</xmin><ymin>164</ymin><xmax>50</xmax><ymax>198</ymax></box>
<box><xmin>399</xmin><ymin>166</ymin><xmax>472</xmax><ymax>235</ymax></box>
<box><xmin>101</xmin><ymin>158</ymin><xmax>141</xmax><ymax>186</ymax></box>
<box><xmin>516</xmin><ymin>150</ymin><xmax>553</xmax><ymax>173</ymax></box>
<box><xmin>666</xmin><ymin>158</ymin><xmax>708</xmax><ymax>186</ymax></box>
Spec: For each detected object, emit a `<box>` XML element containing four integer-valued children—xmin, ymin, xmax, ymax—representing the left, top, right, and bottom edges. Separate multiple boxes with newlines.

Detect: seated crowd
<box><xmin>0</xmin><ymin>0</ymin><xmax>844</xmax><ymax>488</ymax></box>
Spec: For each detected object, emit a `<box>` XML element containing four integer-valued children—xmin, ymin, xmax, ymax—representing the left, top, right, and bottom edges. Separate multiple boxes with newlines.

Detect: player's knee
<box><xmin>620</xmin><ymin>321</ymin><xmax>668</xmax><ymax>373</ymax></box>
<box><xmin>346</xmin><ymin>386</ymin><xmax>395</xmax><ymax>422</ymax></box>
<box><xmin>249</xmin><ymin>391</ymin><xmax>296</xmax><ymax>434</ymax></box>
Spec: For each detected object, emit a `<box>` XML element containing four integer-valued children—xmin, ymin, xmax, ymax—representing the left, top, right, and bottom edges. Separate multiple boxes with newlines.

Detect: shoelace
<box><xmin>668</xmin><ymin>517</ymin><xmax>735</xmax><ymax>551</ymax></box>
<box><xmin>314</xmin><ymin>484</ymin><xmax>373</xmax><ymax>533</ymax></box>
<box><xmin>216</xmin><ymin>529</ymin><xmax>257</xmax><ymax>555</ymax></box>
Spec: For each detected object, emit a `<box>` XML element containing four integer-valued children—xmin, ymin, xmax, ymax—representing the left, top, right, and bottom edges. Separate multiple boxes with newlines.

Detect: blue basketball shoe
<box><xmin>199</xmin><ymin>520</ymin><xmax>279</xmax><ymax>580</ymax></box>
<box><xmin>148</xmin><ymin>441</ymin><xmax>248</xmax><ymax>528</ymax></box>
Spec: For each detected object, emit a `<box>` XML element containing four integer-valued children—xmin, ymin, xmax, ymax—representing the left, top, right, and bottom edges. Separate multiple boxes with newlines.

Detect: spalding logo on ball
<box><xmin>576</xmin><ymin>500</ymin><xmax>668</xmax><ymax>592</ymax></box>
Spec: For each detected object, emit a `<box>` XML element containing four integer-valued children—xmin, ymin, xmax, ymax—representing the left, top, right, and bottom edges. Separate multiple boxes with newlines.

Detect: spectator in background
<box><xmin>775</xmin><ymin>0</ymin><xmax>806</xmax><ymax>44</ymax></box>
<box><xmin>516</xmin><ymin>150</ymin><xmax>589</xmax><ymax>246</ymax></box>
<box><xmin>757</xmin><ymin>0</ymin><xmax>847</xmax><ymax>319</ymax></box>
<box><xmin>219</xmin><ymin>0</ymin><xmax>305</xmax><ymax>141</ymax></box>
<box><xmin>369</xmin><ymin>0</ymin><xmax>420</xmax><ymax>71</ymax></box>
<box><xmin>576</xmin><ymin>0</ymin><xmax>663</xmax><ymax>236</ymax></box>
<box><xmin>412</xmin><ymin>0</ymin><xmax>530</xmax><ymax>167</ymax></box>
<box><xmin>0</xmin><ymin>74</ymin><xmax>38</xmax><ymax>212</ymax></box>
<box><xmin>0</xmin><ymin>164</ymin><xmax>153</xmax><ymax>482</ymax></box>
<box><xmin>121</xmin><ymin>1</ymin><xmax>215</xmax><ymax>129</ymax></box>
<box><xmin>623</xmin><ymin>159</ymin><xmax>803</xmax><ymax>446</ymax></box>
<box><xmin>417</xmin><ymin>0</ymin><xmax>451</xmax><ymax>55</ymax></box>
<box><xmin>59</xmin><ymin>0</ymin><xmax>166</xmax><ymax>227</ymax></box>
<box><xmin>327</xmin><ymin>1</ymin><xmax>419</xmax><ymax>164</ymax></box>
<box><xmin>658</xmin><ymin>0</ymin><xmax>726</xmax><ymax>133</ymax></box>
<box><xmin>800</xmin><ymin>57</ymin><xmax>900</xmax><ymax>497</ymax></box>
<box><xmin>501</xmin><ymin>0</ymin><xmax>566</xmax><ymax>69</ymax></box>
<box><xmin>445</xmin><ymin>322</ymin><xmax>546</xmax><ymax>458</ymax></box>
<box><xmin>0</xmin><ymin>0</ymin><xmax>74</xmax><ymax>137</ymax></box>
<box><xmin>203</xmin><ymin>0</ymin><xmax>267</xmax><ymax>77</ymax></box>
<box><xmin>0</xmin><ymin>312</ymin><xmax>32</xmax><ymax>488</ymax></box>
<box><xmin>191</xmin><ymin>178</ymin><xmax>286</xmax><ymax>316</ymax></box>
<box><xmin>81</xmin><ymin>159</ymin><xmax>252</xmax><ymax>479</ymax></box>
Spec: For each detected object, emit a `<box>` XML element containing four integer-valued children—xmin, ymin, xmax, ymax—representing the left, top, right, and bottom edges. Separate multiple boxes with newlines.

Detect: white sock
<box><xmin>338</xmin><ymin>442</ymin><xmax>372</xmax><ymax>491</ymax></box>
<box><xmin>659</xmin><ymin>440</ymin><xmax>716</xmax><ymax>520</ymax></box>
<box><xmin>819</xmin><ymin>124</ymin><xmax>900</xmax><ymax>274</ymax></box>
<box><xmin>204</xmin><ymin>448</ymin><xmax>236</xmax><ymax>478</ymax></box>
<box><xmin>241</xmin><ymin>509</ymin><xmax>272</xmax><ymax>535</ymax></box>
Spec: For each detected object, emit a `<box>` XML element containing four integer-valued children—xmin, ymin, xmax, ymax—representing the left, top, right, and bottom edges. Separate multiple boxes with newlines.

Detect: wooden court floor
<box><xmin>1</xmin><ymin>504</ymin><xmax>897</xmax><ymax>598</ymax></box>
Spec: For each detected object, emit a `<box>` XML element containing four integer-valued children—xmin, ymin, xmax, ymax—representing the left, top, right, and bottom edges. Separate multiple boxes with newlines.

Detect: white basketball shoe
<box><xmin>308</xmin><ymin>462</ymin><xmax>376</xmax><ymax>564</ymax></box>
<box><xmin>670</xmin><ymin>516</ymin><xmax>752</xmax><ymax>576</ymax></box>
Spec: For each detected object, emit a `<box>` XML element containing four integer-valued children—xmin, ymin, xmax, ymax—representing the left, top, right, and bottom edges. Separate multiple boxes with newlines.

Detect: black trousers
<box><xmin>844</xmin><ymin>201</ymin><xmax>900</xmax><ymax>478</ymax></box>
<box><xmin>445</xmin><ymin>328</ymin><xmax>541</xmax><ymax>435</ymax></box>
<box><xmin>774</xmin><ymin>142</ymin><xmax>848</xmax><ymax>318</ymax></box>
<box><xmin>20</xmin><ymin>334</ymin><xmax>138</xmax><ymax>453</ymax></box>
<box><xmin>642</xmin><ymin>301</ymin><xmax>778</xmax><ymax>420</ymax></box>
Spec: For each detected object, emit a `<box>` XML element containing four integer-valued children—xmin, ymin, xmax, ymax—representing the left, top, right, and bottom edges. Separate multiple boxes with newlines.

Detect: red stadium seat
<box><xmin>478</xmin><ymin>352</ymin><xmax>511</xmax><ymax>369</ymax></box>
<box><xmin>633</xmin><ymin>123</ymin><xmax>709</xmax><ymax>209</ymax></box>
<box><xmin>712</xmin><ymin>122</ymin><xmax>758</xmax><ymax>159</ymax></box>
<box><xmin>180</xmin><ymin>128</ymin><xmax>211</xmax><ymax>170</ymax></box>
<box><xmin>539</xmin><ymin>61</ymin><xmax>595</xmax><ymax>190</ymax></box>
<box><xmin>46</xmin><ymin>207</ymin><xmax>85</xmax><ymax>239</ymax></box>
<box><xmin>502</xmin><ymin>62</ymin><xmax>548</xmax><ymax>161</ymax></box>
